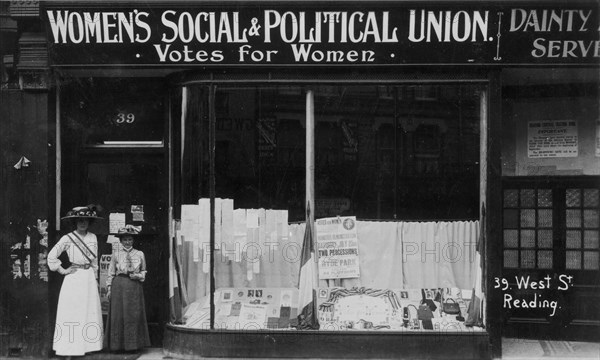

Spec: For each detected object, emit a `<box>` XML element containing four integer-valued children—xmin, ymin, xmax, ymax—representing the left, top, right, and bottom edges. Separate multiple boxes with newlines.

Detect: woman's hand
<box><xmin>59</xmin><ymin>267</ymin><xmax>76</xmax><ymax>275</ymax></box>
<box><xmin>107</xmin><ymin>287</ymin><xmax>111</xmax><ymax>299</ymax></box>
<box><xmin>129</xmin><ymin>273</ymin><xmax>142</xmax><ymax>281</ymax></box>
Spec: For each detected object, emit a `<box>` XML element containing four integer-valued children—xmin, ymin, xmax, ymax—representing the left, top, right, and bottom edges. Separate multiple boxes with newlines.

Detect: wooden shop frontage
<box><xmin>0</xmin><ymin>1</ymin><xmax>598</xmax><ymax>358</ymax></box>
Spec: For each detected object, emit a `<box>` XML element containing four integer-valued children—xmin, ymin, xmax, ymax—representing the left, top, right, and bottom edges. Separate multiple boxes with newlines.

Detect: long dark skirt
<box><xmin>104</xmin><ymin>275</ymin><xmax>151</xmax><ymax>351</ymax></box>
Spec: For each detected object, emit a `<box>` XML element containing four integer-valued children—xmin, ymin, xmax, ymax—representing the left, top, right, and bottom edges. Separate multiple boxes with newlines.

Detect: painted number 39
<box><xmin>115</xmin><ymin>113</ymin><xmax>135</xmax><ymax>124</ymax></box>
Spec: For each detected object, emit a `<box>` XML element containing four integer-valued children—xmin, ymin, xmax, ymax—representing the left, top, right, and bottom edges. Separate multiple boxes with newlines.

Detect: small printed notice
<box><xmin>109</xmin><ymin>213</ymin><xmax>126</xmax><ymax>234</ymax></box>
<box><xmin>316</xmin><ymin>216</ymin><xmax>360</xmax><ymax>280</ymax></box>
<box><xmin>528</xmin><ymin>120</ymin><xmax>578</xmax><ymax>158</ymax></box>
<box><xmin>131</xmin><ymin>205</ymin><xmax>145</xmax><ymax>222</ymax></box>
<box><xmin>237</xmin><ymin>304</ymin><xmax>268</xmax><ymax>329</ymax></box>
<box><xmin>106</xmin><ymin>235</ymin><xmax>119</xmax><ymax>244</ymax></box>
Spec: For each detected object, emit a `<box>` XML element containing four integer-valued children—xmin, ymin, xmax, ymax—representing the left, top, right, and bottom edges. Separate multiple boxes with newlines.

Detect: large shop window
<box><xmin>171</xmin><ymin>84</ymin><xmax>486</xmax><ymax>333</ymax></box>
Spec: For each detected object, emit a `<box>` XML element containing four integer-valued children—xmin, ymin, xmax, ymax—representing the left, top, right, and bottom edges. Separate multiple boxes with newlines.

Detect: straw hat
<box><xmin>115</xmin><ymin>224</ymin><xmax>141</xmax><ymax>237</ymax></box>
<box><xmin>61</xmin><ymin>205</ymin><xmax>103</xmax><ymax>220</ymax></box>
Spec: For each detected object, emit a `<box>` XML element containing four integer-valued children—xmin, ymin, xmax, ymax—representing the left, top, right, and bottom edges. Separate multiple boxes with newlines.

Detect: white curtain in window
<box><xmin>177</xmin><ymin>219</ymin><xmax>479</xmax><ymax>314</ymax></box>
<box><xmin>401</xmin><ymin>221</ymin><xmax>479</xmax><ymax>289</ymax></box>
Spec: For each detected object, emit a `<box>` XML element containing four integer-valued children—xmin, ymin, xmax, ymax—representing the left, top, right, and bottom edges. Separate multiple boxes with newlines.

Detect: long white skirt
<box><xmin>53</xmin><ymin>268</ymin><xmax>103</xmax><ymax>356</ymax></box>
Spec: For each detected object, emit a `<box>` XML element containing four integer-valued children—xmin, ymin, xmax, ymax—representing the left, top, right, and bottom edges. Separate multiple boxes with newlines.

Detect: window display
<box><xmin>172</xmin><ymin>200</ymin><xmax>483</xmax><ymax>332</ymax></box>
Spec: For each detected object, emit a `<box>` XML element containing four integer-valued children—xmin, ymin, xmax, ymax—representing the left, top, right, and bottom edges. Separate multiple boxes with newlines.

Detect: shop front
<box><xmin>1</xmin><ymin>0</ymin><xmax>598</xmax><ymax>358</ymax></box>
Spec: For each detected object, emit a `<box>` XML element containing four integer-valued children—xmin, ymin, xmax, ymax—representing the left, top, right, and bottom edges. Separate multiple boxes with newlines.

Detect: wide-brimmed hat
<box><xmin>61</xmin><ymin>205</ymin><xmax>103</xmax><ymax>220</ymax></box>
<box><xmin>115</xmin><ymin>224</ymin><xmax>141</xmax><ymax>237</ymax></box>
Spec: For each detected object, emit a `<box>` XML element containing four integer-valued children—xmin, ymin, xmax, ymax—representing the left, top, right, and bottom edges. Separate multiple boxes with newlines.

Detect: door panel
<box><xmin>84</xmin><ymin>152</ymin><xmax>168</xmax><ymax>346</ymax></box>
<box><xmin>502</xmin><ymin>177</ymin><xmax>600</xmax><ymax>341</ymax></box>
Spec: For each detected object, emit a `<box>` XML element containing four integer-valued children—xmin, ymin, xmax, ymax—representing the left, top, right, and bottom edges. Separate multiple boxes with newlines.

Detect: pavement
<box><xmin>501</xmin><ymin>338</ymin><xmax>599</xmax><ymax>360</ymax></box>
<box><xmin>6</xmin><ymin>338</ymin><xmax>596</xmax><ymax>359</ymax></box>
<box><xmin>132</xmin><ymin>338</ymin><xmax>599</xmax><ymax>360</ymax></box>
<box><xmin>153</xmin><ymin>338</ymin><xmax>599</xmax><ymax>359</ymax></box>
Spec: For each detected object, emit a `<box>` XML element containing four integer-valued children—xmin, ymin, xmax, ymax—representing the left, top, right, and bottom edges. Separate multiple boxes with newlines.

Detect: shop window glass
<box><xmin>584</xmin><ymin>252</ymin><xmax>599</xmax><ymax>270</ymax></box>
<box><xmin>537</xmin><ymin>189</ymin><xmax>552</xmax><ymax>207</ymax></box>
<box><xmin>504</xmin><ymin>189</ymin><xmax>519</xmax><ymax>208</ymax></box>
<box><xmin>537</xmin><ymin>230</ymin><xmax>553</xmax><ymax>249</ymax></box>
<box><xmin>584</xmin><ymin>210</ymin><xmax>599</xmax><ymax>228</ymax></box>
<box><xmin>520</xmin><ymin>209</ymin><xmax>536</xmax><ymax>228</ymax></box>
<box><xmin>566</xmin><ymin>230</ymin><xmax>582</xmax><ymax>249</ymax></box>
<box><xmin>502</xmin><ymin>187</ymin><xmax>555</xmax><ymax>270</ymax></box>
<box><xmin>308</xmin><ymin>84</ymin><xmax>481</xmax><ymax>332</ymax></box>
<box><xmin>179</xmin><ymin>86</ymin><xmax>211</xmax><ymax>203</ymax></box>
<box><xmin>212</xmin><ymin>87</ymin><xmax>306</xmax><ymax>220</ymax></box>
<box><xmin>520</xmin><ymin>189</ymin><xmax>535</xmax><ymax>207</ymax></box>
<box><xmin>537</xmin><ymin>209</ymin><xmax>552</xmax><ymax>227</ymax></box>
<box><xmin>566</xmin><ymin>251</ymin><xmax>582</xmax><ymax>269</ymax></box>
<box><xmin>504</xmin><ymin>250</ymin><xmax>518</xmax><ymax>268</ymax></box>
<box><xmin>566</xmin><ymin>189</ymin><xmax>581</xmax><ymax>207</ymax></box>
<box><xmin>504</xmin><ymin>209</ymin><xmax>519</xmax><ymax>228</ymax></box>
<box><xmin>537</xmin><ymin>251</ymin><xmax>553</xmax><ymax>269</ymax></box>
<box><xmin>567</xmin><ymin>209</ymin><xmax>581</xmax><ymax>228</ymax></box>
<box><xmin>521</xmin><ymin>230</ymin><xmax>535</xmax><ymax>248</ymax></box>
<box><xmin>312</xmin><ymin>85</ymin><xmax>480</xmax><ymax>220</ymax></box>
<box><xmin>584</xmin><ymin>230</ymin><xmax>599</xmax><ymax>249</ymax></box>
<box><xmin>584</xmin><ymin>189</ymin><xmax>599</xmax><ymax>207</ymax></box>
<box><xmin>503</xmin><ymin>230</ymin><xmax>518</xmax><ymax>248</ymax></box>
<box><xmin>521</xmin><ymin>250</ymin><xmax>535</xmax><ymax>268</ymax></box>
<box><xmin>561</xmin><ymin>187</ymin><xmax>600</xmax><ymax>273</ymax></box>
<box><xmin>173</xmin><ymin>84</ymin><xmax>484</xmax><ymax>333</ymax></box>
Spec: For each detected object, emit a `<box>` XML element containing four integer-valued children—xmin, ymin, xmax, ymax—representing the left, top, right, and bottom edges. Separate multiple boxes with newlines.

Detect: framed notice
<box><xmin>528</xmin><ymin>120</ymin><xmax>578</xmax><ymax>158</ymax></box>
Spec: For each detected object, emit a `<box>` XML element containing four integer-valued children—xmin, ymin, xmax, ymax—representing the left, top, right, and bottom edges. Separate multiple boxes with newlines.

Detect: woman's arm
<box><xmin>90</xmin><ymin>234</ymin><xmax>99</xmax><ymax>279</ymax></box>
<box><xmin>130</xmin><ymin>251</ymin><xmax>147</xmax><ymax>282</ymax></box>
<box><xmin>106</xmin><ymin>252</ymin><xmax>117</xmax><ymax>287</ymax></box>
<box><xmin>47</xmin><ymin>236</ymin><xmax>73</xmax><ymax>275</ymax></box>
<box><xmin>139</xmin><ymin>251</ymin><xmax>147</xmax><ymax>282</ymax></box>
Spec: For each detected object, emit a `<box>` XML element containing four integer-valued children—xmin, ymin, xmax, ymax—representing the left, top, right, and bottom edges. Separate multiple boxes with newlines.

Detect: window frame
<box><xmin>170</xmin><ymin>75</ymin><xmax>490</xmax><ymax>331</ymax></box>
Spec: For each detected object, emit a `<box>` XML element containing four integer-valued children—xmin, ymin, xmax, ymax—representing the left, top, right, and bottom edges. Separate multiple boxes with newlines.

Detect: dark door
<box><xmin>502</xmin><ymin>176</ymin><xmax>600</xmax><ymax>341</ymax></box>
<box><xmin>83</xmin><ymin>150</ymin><xmax>168</xmax><ymax>346</ymax></box>
<box><xmin>57</xmin><ymin>77</ymin><xmax>169</xmax><ymax>345</ymax></box>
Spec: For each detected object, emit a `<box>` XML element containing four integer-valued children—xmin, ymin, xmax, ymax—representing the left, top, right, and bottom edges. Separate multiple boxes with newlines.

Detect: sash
<box><xmin>66</xmin><ymin>231</ymin><xmax>97</xmax><ymax>265</ymax></box>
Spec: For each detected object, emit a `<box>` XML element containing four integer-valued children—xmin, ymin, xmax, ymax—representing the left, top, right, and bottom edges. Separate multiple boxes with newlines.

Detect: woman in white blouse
<box><xmin>47</xmin><ymin>205</ymin><xmax>103</xmax><ymax>358</ymax></box>
<box><xmin>104</xmin><ymin>225</ymin><xmax>150</xmax><ymax>352</ymax></box>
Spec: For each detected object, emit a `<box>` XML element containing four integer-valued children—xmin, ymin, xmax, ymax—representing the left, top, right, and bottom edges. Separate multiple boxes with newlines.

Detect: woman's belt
<box><xmin>117</xmin><ymin>273</ymin><xmax>131</xmax><ymax>278</ymax></box>
<box><xmin>71</xmin><ymin>263</ymin><xmax>91</xmax><ymax>269</ymax></box>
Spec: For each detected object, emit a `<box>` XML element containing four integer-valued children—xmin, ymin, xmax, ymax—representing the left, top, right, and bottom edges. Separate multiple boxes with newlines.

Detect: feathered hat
<box><xmin>61</xmin><ymin>205</ymin><xmax>103</xmax><ymax>220</ymax></box>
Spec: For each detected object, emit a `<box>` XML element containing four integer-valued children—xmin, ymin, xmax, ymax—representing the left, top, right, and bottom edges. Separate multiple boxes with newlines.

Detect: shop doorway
<box><xmin>57</xmin><ymin>77</ymin><xmax>169</xmax><ymax>346</ymax></box>
<box><xmin>87</xmin><ymin>152</ymin><xmax>168</xmax><ymax>346</ymax></box>
<box><xmin>59</xmin><ymin>149</ymin><xmax>169</xmax><ymax>346</ymax></box>
<box><xmin>502</xmin><ymin>177</ymin><xmax>600</xmax><ymax>342</ymax></box>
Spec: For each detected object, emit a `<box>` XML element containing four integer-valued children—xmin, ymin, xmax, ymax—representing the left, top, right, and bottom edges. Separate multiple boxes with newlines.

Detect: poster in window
<box><xmin>528</xmin><ymin>120</ymin><xmax>578</xmax><ymax>158</ymax></box>
<box><xmin>316</xmin><ymin>216</ymin><xmax>360</xmax><ymax>280</ymax></box>
<box><xmin>99</xmin><ymin>254</ymin><xmax>111</xmax><ymax>315</ymax></box>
